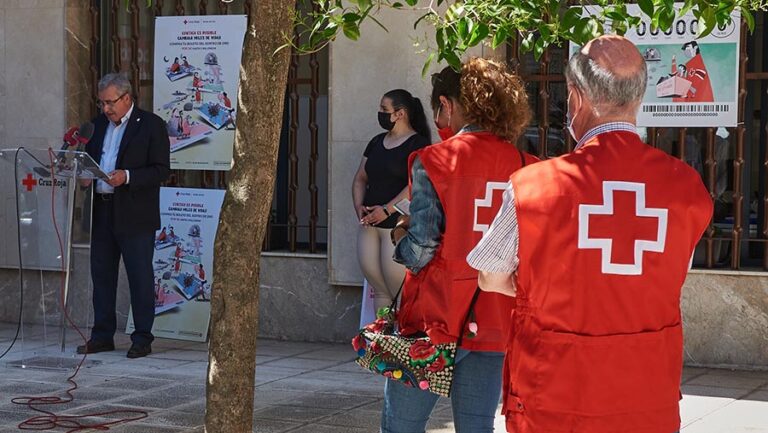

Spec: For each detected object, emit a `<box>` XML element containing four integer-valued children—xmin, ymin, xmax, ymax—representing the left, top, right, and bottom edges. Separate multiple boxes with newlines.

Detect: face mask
<box><xmin>434</xmin><ymin>103</ymin><xmax>455</xmax><ymax>141</ymax></box>
<box><xmin>378</xmin><ymin>111</ymin><xmax>395</xmax><ymax>131</ymax></box>
<box><xmin>438</xmin><ymin>126</ymin><xmax>455</xmax><ymax>141</ymax></box>
<box><xmin>566</xmin><ymin>90</ymin><xmax>581</xmax><ymax>142</ymax></box>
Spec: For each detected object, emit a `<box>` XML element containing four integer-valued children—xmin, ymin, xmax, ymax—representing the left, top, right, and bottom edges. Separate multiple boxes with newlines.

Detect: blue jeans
<box><xmin>381</xmin><ymin>349</ymin><xmax>504</xmax><ymax>433</ymax></box>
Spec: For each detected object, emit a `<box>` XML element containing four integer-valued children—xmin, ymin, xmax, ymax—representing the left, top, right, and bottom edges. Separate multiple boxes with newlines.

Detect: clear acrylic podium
<box><xmin>0</xmin><ymin>147</ymin><xmax>108</xmax><ymax>368</ymax></box>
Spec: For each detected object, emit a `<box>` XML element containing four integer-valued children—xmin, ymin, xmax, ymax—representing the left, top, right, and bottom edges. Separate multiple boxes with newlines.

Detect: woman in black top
<box><xmin>352</xmin><ymin>89</ymin><xmax>432</xmax><ymax>312</ymax></box>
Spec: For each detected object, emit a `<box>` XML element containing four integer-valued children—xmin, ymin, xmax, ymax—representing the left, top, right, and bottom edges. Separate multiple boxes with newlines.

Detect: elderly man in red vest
<box><xmin>467</xmin><ymin>35</ymin><xmax>712</xmax><ymax>433</ymax></box>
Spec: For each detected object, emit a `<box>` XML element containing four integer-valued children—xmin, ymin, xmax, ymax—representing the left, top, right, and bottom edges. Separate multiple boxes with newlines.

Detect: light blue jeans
<box><xmin>381</xmin><ymin>349</ymin><xmax>504</xmax><ymax>433</ymax></box>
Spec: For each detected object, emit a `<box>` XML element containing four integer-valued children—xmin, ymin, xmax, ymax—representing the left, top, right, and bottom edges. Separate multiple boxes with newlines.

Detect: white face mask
<box><xmin>566</xmin><ymin>89</ymin><xmax>582</xmax><ymax>142</ymax></box>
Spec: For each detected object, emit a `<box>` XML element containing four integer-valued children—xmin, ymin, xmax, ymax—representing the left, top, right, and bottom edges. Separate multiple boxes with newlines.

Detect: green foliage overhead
<box><xmin>293</xmin><ymin>0</ymin><xmax>768</xmax><ymax>68</ymax></box>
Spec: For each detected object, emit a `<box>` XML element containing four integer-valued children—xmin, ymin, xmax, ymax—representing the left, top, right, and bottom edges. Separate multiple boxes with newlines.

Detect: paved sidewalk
<box><xmin>1</xmin><ymin>324</ymin><xmax>767</xmax><ymax>432</ymax></box>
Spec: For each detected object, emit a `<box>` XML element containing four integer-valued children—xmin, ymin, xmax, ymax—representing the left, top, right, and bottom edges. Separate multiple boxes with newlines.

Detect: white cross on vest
<box><xmin>578</xmin><ymin>181</ymin><xmax>668</xmax><ymax>275</ymax></box>
<box><xmin>473</xmin><ymin>182</ymin><xmax>508</xmax><ymax>235</ymax></box>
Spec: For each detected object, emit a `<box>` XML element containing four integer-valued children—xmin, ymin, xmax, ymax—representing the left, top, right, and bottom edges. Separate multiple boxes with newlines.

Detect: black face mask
<box><xmin>378</xmin><ymin>111</ymin><xmax>395</xmax><ymax>131</ymax></box>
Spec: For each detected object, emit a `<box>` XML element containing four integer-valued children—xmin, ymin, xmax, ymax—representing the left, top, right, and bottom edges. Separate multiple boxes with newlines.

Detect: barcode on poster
<box><xmin>643</xmin><ymin>104</ymin><xmax>730</xmax><ymax>116</ymax></box>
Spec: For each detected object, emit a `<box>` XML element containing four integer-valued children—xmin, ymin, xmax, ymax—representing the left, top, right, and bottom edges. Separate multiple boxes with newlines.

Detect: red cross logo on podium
<box><xmin>473</xmin><ymin>182</ymin><xmax>509</xmax><ymax>235</ymax></box>
<box><xmin>578</xmin><ymin>181</ymin><xmax>668</xmax><ymax>275</ymax></box>
<box><xmin>21</xmin><ymin>173</ymin><xmax>37</xmax><ymax>191</ymax></box>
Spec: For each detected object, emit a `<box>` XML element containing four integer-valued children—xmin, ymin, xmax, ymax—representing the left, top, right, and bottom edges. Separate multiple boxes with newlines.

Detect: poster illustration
<box><xmin>127</xmin><ymin>187</ymin><xmax>225</xmax><ymax>342</ymax></box>
<box><xmin>570</xmin><ymin>4</ymin><xmax>740</xmax><ymax>127</ymax></box>
<box><xmin>153</xmin><ymin>15</ymin><xmax>246</xmax><ymax>170</ymax></box>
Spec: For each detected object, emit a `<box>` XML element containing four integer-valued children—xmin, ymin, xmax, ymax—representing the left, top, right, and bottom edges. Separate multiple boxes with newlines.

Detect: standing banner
<box><xmin>570</xmin><ymin>4</ymin><xmax>740</xmax><ymax>127</ymax></box>
<box><xmin>127</xmin><ymin>187</ymin><xmax>225</xmax><ymax>342</ymax></box>
<box><xmin>153</xmin><ymin>15</ymin><xmax>247</xmax><ymax>170</ymax></box>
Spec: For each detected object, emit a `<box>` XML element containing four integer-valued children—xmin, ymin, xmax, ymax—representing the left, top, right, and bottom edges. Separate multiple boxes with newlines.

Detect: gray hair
<box><xmin>565</xmin><ymin>52</ymin><xmax>647</xmax><ymax>115</ymax></box>
<box><xmin>98</xmin><ymin>73</ymin><xmax>133</xmax><ymax>96</ymax></box>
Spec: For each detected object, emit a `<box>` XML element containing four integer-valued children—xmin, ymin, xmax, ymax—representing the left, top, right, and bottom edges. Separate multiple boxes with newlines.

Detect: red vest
<box><xmin>398</xmin><ymin>131</ymin><xmax>537</xmax><ymax>352</ymax></box>
<box><xmin>504</xmin><ymin>131</ymin><xmax>712</xmax><ymax>433</ymax></box>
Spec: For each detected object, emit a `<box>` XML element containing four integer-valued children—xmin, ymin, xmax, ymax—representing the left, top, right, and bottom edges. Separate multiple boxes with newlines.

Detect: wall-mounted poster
<box><xmin>570</xmin><ymin>4</ymin><xmax>740</xmax><ymax>127</ymax></box>
<box><xmin>153</xmin><ymin>15</ymin><xmax>247</xmax><ymax>170</ymax></box>
<box><xmin>127</xmin><ymin>187</ymin><xmax>225</xmax><ymax>342</ymax></box>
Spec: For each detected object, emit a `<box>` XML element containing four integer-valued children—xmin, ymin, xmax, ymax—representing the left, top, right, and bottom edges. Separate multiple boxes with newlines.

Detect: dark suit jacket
<box><xmin>86</xmin><ymin>106</ymin><xmax>170</xmax><ymax>235</ymax></box>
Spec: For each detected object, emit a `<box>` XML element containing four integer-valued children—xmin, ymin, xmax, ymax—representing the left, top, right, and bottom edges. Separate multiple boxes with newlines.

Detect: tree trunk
<box><xmin>205</xmin><ymin>2</ymin><xmax>295</xmax><ymax>432</ymax></box>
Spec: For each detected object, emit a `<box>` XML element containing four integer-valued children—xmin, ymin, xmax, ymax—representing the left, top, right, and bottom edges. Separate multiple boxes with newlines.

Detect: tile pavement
<box><xmin>1</xmin><ymin>325</ymin><xmax>767</xmax><ymax>432</ymax></box>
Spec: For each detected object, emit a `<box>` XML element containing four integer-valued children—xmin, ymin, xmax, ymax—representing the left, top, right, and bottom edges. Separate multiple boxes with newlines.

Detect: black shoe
<box><xmin>76</xmin><ymin>340</ymin><xmax>115</xmax><ymax>354</ymax></box>
<box><xmin>126</xmin><ymin>343</ymin><xmax>152</xmax><ymax>359</ymax></box>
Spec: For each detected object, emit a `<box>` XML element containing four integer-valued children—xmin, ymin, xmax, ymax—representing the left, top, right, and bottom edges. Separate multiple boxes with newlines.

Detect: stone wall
<box><xmin>682</xmin><ymin>270</ymin><xmax>768</xmax><ymax>369</ymax></box>
<box><xmin>65</xmin><ymin>0</ymin><xmax>93</xmax><ymax>128</ymax></box>
<box><xmin>0</xmin><ymin>1</ymin><xmax>68</xmax><ymax>270</ymax></box>
<box><xmin>0</xmin><ymin>254</ymin><xmax>362</xmax><ymax>345</ymax></box>
<box><xmin>257</xmin><ymin>255</ymin><xmax>361</xmax><ymax>342</ymax></box>
<box><xmin>0</xmin><ymin>0</ymin><xmax>66</xmax><ymax>151</ymax></box>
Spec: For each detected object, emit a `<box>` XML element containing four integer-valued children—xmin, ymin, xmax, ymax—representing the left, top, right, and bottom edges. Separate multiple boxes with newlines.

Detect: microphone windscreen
<box><xmin>62</xmin><ymin>126</ymin><xmax>80</xmax><ymax>148</ymax></box>
<box><xmin>78</xmin><ymin>122</ymin><xmax>95</xmax><ymax>143</ymax></box>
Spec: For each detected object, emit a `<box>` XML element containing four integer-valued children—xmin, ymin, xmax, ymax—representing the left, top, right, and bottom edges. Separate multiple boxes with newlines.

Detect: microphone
<box><xmin>60</xmin><ymin>122</ymin><xmax>95</xmax><ymax>151</ymax></box>
<box><xmin>60</xmin><ymin>126</ymin><xmax>80</xmax><ymax>150</ymax></box>
<box><xmin>33</xmin><ymin>123</ymin><xmax>96</xmax><ymax>178</ymax></box>
<box><xmin>56</xmin><ymin>122</ymin><xmax>95</xmax><ymax>160</ymax></box>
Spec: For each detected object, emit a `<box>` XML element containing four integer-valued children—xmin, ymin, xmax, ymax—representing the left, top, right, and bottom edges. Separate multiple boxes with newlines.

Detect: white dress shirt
<box><xmin>96</xmin><ymin>104</ymin><xmax>134</xmax><ymax>194</ymax></box>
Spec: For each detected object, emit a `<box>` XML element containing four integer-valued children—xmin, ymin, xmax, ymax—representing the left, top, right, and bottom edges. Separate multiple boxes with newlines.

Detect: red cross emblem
<box><xmin>578</xmin><ymin>181</ymin><xmax>668</xmax><ymax>275</ymax></box>
<box><xmin>21</xmin><ymin>173</ymin><xmax>37</xmax><ymax>191</ymax></box>
<box><xmin>473</xmin><ymin>182</ymin><xmax>509</xmax><ymax>235</ymax></box>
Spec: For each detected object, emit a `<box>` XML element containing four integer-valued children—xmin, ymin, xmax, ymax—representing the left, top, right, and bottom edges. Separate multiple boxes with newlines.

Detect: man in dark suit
<box><xmin>77</xmin><ymin>73</ymin><xmax>170</xmax><ymax>358</ymax></box>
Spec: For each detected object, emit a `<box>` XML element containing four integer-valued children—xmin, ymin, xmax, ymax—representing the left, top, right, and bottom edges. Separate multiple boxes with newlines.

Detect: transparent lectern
<box><xmin>0</xmin><ymin>147</ymin><xmax>108</xmax><ymax>368</ymax></box>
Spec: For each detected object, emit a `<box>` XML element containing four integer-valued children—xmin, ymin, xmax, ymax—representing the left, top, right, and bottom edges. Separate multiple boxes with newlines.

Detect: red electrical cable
<box><xmin>11</xmin><ymin>149</ymin><xmax>149</xmax><ymax>432</ymax></box>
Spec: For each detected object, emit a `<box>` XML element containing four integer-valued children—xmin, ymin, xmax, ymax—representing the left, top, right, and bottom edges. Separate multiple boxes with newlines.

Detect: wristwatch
<box><xmin>382</xmin><ymin>206</ymin><xmax>391</xmax><ymax>217</ymax></box>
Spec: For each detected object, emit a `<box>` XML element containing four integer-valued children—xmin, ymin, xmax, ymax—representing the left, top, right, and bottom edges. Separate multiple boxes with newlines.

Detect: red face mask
<box><xmin>437</xmin><ymin>126</ymin><xmax>455</xmax><ymax>141</ymax></box>
<box><xmin>434</xmin><ymin>103</ymin><xmax>455</xmax><ymax>141</ymax></box>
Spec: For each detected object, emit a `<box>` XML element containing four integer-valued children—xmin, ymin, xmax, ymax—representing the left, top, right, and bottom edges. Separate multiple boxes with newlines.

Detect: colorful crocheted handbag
<box><xmin>352</xmin><ymin>286</ymin><xmax>481</xmax><ymax>398</ymax></box>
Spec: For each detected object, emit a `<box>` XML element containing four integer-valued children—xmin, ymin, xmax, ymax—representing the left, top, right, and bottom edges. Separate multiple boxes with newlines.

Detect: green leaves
<box><xmin>288</xmin><ymin>0</ymin><xmax>766</xmax><ymax>71</ymax></box>
<box><xmin>742</xmin><ymin>6</ymin><xmax>755</xmax><ymax>32</ymax></box>
<box><xmin>638</xmin><ymin>0</ymin><xmax>655</xmax><ymax>18</ymax></box>
<box><xmin>696</xmin><ymin>6</ymin><xmax>718</xmax><ymax>38</ymax></box>
<box><xmin>341</xmin><ymin>11</ymin><xmax>361</xmax><ymax>40</ymax></box>
<box><xmin>468</xmin><ymin>23</ymin><xmax>490</xmax><ymax>46</ymax></box>
<box><xmin>342</xmin><ymin>21</ymin><xmax>361</xmax><ymax>39</ymax></box>
<box><xmin>650</xmin><ymin>1</ymin><xmax>676</xmax><ymax>32</ymax></box>
<box><xmin>491</xmin><ymin>26</ymin><xmax>508</xmax><ymax>49</ymax></box>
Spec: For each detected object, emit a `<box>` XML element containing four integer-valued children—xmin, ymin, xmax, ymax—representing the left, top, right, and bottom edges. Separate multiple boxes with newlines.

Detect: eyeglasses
<box><xmin>97</xmin><ymin>92</ymin><xmax>128</xmax><ymax>109</ymax></box>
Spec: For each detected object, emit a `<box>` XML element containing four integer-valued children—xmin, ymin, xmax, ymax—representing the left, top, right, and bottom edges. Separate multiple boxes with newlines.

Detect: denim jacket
<box><xmin>393</xmin><ymin>156</ymin><xmax>445</xmax><ymax>273</ymax></box>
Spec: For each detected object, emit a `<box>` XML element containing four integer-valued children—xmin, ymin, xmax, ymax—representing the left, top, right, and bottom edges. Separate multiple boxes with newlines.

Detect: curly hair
<box><xmin>453</xmin><ymin>58</ymin><xmax>531</xmax><ymax>143</ymax></box>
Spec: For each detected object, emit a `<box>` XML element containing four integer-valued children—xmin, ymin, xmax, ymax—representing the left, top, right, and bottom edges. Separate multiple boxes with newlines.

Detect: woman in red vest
<box><xmin>385</xmin><ymin>58</ymin><xmax>535</xmax><ymax>433</ymax></box>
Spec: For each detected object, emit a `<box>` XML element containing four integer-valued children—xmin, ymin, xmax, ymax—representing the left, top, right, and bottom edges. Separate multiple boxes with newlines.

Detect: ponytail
<box><xmin>384</xmin><ymin>89</ymin><xmax>433</xmax><ymax>142</ymax></box>
<box><xmin>409</xmin><ymin>97</ymin><xmax>432</xmax><ymax>142</ymax></box>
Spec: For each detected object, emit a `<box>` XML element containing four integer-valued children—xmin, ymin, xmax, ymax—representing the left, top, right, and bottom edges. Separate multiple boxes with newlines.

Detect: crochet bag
<box><xmin>351</xmin><ymin>286</ymin><xmax>480</xmax><ymax>398</ymax></box>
